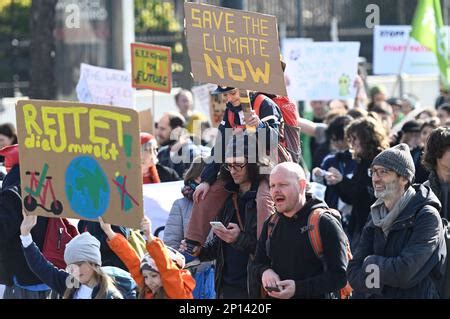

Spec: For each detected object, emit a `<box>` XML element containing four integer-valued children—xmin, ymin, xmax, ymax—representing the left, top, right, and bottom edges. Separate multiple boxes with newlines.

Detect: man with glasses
<box><xmin>187</xmin><ymin>134</ymin><xmax>261</xmax><ymax>299</ymax></box>
<box><xmin>348</xmin><ymin>143</ymin><xmax>447</xmax><ymax>298</ymax></box>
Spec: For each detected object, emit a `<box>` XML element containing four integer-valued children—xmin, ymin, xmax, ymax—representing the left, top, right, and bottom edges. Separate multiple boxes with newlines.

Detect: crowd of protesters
<box><xmin>0</xmin><ymin>78</ymin><xmax>449</xmax><ymax>300</ymax></box>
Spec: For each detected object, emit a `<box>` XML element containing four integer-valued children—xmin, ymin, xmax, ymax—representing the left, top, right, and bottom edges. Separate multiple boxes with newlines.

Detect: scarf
<box><xmin>371</xmin><ymin>186</ymin><xmax>416</xmax><ymax>237</ymax></box>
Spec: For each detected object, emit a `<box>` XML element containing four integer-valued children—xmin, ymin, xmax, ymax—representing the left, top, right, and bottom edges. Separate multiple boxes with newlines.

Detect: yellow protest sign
<box><xmin>15</xmin><ymin>100</ymin><xmax>144</xmax><ymax>229</ymax></box>
<box><xmin>131</xmin><ymin>42</ymin><xmax>172</xmax><ymax>93</ymax></box>
<box><xmin>184</xmin><ymin>2</ymin><xmax>287</xmax><ymax>96</ymax></box>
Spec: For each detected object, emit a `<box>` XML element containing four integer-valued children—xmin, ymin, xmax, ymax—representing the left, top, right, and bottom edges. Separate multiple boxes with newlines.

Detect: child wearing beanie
<box><xmin>99</xmin><ymin>216</ymin><xmax>195</xmax><ymax>299</ymax></box>
<box><xmin>20</xmin><ymin>211</ymin><xmax>123</xmax><ymax>299</ymax></box>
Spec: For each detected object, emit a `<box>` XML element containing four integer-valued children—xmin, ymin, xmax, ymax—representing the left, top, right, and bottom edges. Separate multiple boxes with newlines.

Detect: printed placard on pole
<box><xmin>16</xmin><ymin>100</ymin><xmax>144</xmax><ymax>229</ymax></box>
<box><xmin>131</xmin><ymin>43</ymin><xmax>172</xmax><ymax>93</ymax></box>
<box><xmin>184</xmin><ymin>2</ymin><xmax>287</xmax><ymax>96</ymax></box>
<box><xmin>282</xmin><ymin>41</ymin><xmax>360</xmax><ymax>101</ymax></box>
<box><xmin>76</xmin><ymin>63</ymin><xmax>134</xmax><ymax>109</ymax></box>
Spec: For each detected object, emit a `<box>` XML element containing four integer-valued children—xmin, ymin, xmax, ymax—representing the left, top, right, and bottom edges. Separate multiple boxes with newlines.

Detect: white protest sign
<box><xmin>143</xmin><ymin>181</ymin><xmax>184</xmax><ymax>237</ymax></box>
<box><xmin>191</xmin><ymin>83</ymin><xmax>217</xmax><ymax>120</ymax></box>
<box><xmin>282</xmin><ymin>41</ymin><xmax>360</xmax><ymax>101</ymax></box>
<box><xmin>373</xmin><ymin>25</ymin><xmax>450</xmax><ymax>75</ymax></box>
<box><xmin>76</xmin><ymin>63</ymin><xmax>134</xmax><ymax>109</ymax></box>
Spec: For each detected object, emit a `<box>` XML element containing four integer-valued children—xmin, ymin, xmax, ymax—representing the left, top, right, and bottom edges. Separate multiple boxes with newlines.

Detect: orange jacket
<box><xmin>107</xmin><ymin>234</ymin><xmax>195</xmax><ymax>299</ymax></box>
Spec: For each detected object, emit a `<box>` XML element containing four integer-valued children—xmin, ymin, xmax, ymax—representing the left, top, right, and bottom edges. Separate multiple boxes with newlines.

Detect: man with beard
<box><xmin>348</xmin><ymin>144</ymin><xmax>447</xmax><ymax>299</ymax></box>
<box><xmin>155</xmin><ymin>111</ymin><xmax>205</xmax><ymax>177</ymax></box>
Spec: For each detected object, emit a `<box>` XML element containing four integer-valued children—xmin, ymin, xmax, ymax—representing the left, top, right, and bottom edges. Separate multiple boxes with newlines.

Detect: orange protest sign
<box><xmin>131</xmin><ymin>43</ymin><xmax>172</xmax><ymax>93</ymax></box>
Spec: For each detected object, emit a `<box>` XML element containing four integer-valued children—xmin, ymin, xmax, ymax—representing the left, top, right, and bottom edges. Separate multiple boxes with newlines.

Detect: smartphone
<box><xmin>210</xmin><ymin>221</ymin><xmax>227</xmax><ymax>230</ymax></box>
<box><xmin>319</xmin><ymin>169</ymin><xmax>332</xmax><ymax>177</ymax></box>
<box><xmin>265</xmin><ymin>286</ymin><xmax>280</xmax><ymax>292</ymax></box>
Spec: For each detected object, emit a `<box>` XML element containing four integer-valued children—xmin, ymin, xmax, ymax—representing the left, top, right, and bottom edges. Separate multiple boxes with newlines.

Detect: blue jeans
<box><xmin>192</xmin><ymin>264</ymin><xmax>216</xmax><ymax>299</ymax></box>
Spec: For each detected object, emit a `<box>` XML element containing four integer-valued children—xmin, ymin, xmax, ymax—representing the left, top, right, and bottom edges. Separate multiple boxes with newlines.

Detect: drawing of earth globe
<box><xmin>65</xmin><ymin>156</ymin><xmax>110</xmax><ymax>219</ymax></box>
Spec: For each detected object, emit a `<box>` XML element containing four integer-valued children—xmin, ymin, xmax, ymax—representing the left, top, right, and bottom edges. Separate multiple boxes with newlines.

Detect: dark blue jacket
<box><xmin>22</xmin><ymin>242</ymin><xmax>127</xmax><ymax>299</ymax></box>
<box><xmin>201</xmin><ymin>94</ymin><xmax>281</xmax><ymax>185</ymax></box>
<box><xmin>0</xmin><ymin>165</ymin><xmax>49</xmax><ymax>286</ymax></box>
<box><xmin>336</xmin><ymin>158</ymin><xmax>377</xmax><ymax>243</ymax></box>
<box><xmin>347</xmin><ymin>184</ymin><xmax>447</xmax><ymax>299</ymax></box>
<box><xmin>157</xmin><ymin>140</ymin><xmax>203</xmax><ymax>178</ymax></box>
<box><xmin>320</xmin><ymin>150</ymin><xmax>357</xmax><ymax>209</ymax></box>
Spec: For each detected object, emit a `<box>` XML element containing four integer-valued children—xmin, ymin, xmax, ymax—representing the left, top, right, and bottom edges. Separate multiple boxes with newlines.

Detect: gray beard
<box><xmin>374</xmin><ymin>181</ymin><xmax>400</xmax><ymax>200</ymax></box>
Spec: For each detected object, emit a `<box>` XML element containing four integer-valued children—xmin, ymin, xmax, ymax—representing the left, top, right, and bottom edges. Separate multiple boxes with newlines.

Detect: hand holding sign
<box><xmin>239</xmin><ymin>89</ymin><xmax>257</xmax><ymax>133</ymax></box>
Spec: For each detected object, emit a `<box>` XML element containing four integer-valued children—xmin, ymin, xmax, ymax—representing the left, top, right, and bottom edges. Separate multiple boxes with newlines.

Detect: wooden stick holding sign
<box><xmin>239</xmin><ymin>89</ymin><xmax>256</xmax><ymax>133</ymax></box>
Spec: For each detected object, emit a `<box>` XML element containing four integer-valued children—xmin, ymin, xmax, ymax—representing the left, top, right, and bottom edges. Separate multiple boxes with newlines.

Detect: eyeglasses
<box><xmin>368</xmin><ymin>167</ymin><xmax>392</xmax><ymax>178</ymax></box>
<box><xmin>223</xmin><ymin>162</ymin><xmax>248</xmax><ymax>172</ymax></box>
<box><xmin>141</xmin><ymin>144</ymin><xmax>158</xmax><ymax>154</ymax></box>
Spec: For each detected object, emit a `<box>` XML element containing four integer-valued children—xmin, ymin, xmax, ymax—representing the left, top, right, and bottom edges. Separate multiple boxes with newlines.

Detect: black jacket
<box><xmin>253</xmin><ymin>196</ymin><xmax>348</xmax><ymax>299</ymax></box>
<box><xmin>347</xmin><ymin>184</ymin><xmax>447</xmax><ymax>299</ymax></box>
<box><xmin>77</xmin><ymin>221</ymin><xmax>129</xmax><ymax>271</ymax></box>
<box><xmin>156</xmin><ymin>163</ymin><xmax>181</xmax><ymax>182</ymax></box>
<box><xmin>424</xmin><ymin>172</ymin><xmax>450</xmax><ymax>298</ymax></box>
<box><xmin>198</xmin><ymin>182</ymin><xmax>258</xmax><ymax>298</ymax></box>
<box><xmin>0</xmin><ymin>165</ymin><xmax>50</xmax><ymax>286</ymax></box>
<box><xmin>424</xmin><ymin>170</ymin><xmax>450</xmax><ymax>220</ymax></box>
<box><xmin>336</xmin><ymin>158</ymin><xmax>377</xmax><ymax>243</ymax></box>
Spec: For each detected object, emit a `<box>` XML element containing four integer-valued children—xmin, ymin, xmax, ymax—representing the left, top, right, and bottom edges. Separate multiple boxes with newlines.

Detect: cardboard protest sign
<box><xmin>131</xmin><ymin>43</ymin><xmax>172</xmax><ymax>93</ymax></box>
<box><xmin>139</xmin><ymin>108</ymin><xmax>154</xmax><ymax>134</ymax></box>
<box><xmin>185</xmin><ymin>2</ymin><xmax>286</xmax><ymax>96</ymax></box>
<box><xmin>191</xmin><ymin>83</ymin><xmax>217</xmax><ymax>119</ymax></box>
<box><xmin>15</xmin><ymin>100</ymin><xmax>143</xmax><ymax>229</ymax></box>
<box><xmin>76</xmin><ymin>63</ymin><xmax>134</xmax><ymax>109</ymax></box>
<box><xmin>373</xmin><ymin>25</ymin><xmax>450</xmax><ymax>75</ymax></box>
<box><xmin>282</xmin><ymin>41</ymin><xmax>360</xmax><ymax>101</ymax></box>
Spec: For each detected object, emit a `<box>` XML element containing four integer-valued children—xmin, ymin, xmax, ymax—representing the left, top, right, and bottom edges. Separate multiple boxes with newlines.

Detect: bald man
<box><xmin>253</xmin><ymin>162</ymin><xmax>349</xmax><ymax>299</ymax></box>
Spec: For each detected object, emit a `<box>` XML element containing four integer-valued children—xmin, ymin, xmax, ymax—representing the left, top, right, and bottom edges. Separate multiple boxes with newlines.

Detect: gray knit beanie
<box><xmin>64</xmin><ymin>232</ymin><xmax>102</xmax><ymax>266</ymax></box>
<box><xmin>371</xmin><ymin>143</ymin><xmax>415</xmax><ymax>182</ymax></box>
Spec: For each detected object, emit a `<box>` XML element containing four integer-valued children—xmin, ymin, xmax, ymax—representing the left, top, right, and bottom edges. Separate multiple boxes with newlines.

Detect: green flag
<box><xmin>411</xmin><ymin>0</ymin><xmax>449</xmax><ymax>90</ymax></box>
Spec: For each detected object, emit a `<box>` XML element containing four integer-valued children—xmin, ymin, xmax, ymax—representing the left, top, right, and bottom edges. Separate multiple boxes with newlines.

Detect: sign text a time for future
<box><xmin>134</xmin><ymin>49</ymin><xmax>169</xmax><ymax>86</ymax></box>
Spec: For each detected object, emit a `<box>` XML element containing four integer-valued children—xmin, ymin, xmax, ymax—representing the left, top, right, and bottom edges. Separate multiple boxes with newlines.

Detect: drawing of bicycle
<box><xmin>24</xmin><ymin>163</ymin><xmax>63</xmax><ymax>215</ymax></box>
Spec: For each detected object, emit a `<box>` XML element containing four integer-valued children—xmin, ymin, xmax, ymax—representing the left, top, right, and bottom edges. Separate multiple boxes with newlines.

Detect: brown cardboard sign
<box><xmin>184</xmin><ymin>2</ymin><xmax>287</xmax><ymax>96</ymax></box>
<box><xmin>139</xmin><ymin>108</ymin><xmax>154</xmax><ymax>134</ymax></box>
<box><xmin>15</xmin><ymin>100</ymin><xmax>144</xmax><ymax>229</ymax></box>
